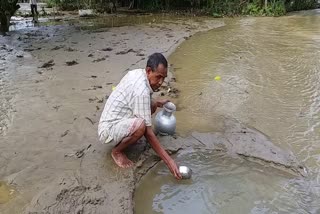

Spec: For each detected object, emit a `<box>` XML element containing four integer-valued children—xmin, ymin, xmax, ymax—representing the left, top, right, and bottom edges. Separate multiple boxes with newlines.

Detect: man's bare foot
<box><xmin>111</xmin><ymin>149</ymin><xmax>134</xmax><ymax>168</ymax></box>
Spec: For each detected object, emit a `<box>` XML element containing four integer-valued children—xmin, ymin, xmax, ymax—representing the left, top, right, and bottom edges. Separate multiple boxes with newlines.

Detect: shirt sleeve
<box><xmin>132</xmin><ymin>95</ymin><xmax>152</xmax><ymax>126</ymax></box>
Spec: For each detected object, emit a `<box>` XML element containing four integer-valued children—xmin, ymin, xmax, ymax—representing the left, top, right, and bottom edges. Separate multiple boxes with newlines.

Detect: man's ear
<box><xmin>146</xmin><ymin>67</ymin><xmax>153</xmax><ymax>75</ymax></box>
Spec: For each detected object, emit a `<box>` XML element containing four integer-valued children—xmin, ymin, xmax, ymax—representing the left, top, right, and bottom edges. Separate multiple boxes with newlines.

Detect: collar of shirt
<box><xmin>142</xmin><ymin>69</ymin><xmax>154</xmax><ymax>95</ymax></box>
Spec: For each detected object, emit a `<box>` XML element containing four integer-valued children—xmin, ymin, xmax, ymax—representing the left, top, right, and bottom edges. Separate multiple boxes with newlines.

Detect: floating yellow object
<box><xmin>112</xmin><ymin>86</ymin><xmax>116</xmax><ymax>91</ymax></box>
<box><xmin>214</xmin><ymin>75</ymin><xmax>221</xmax><ymax>81</ymax></box>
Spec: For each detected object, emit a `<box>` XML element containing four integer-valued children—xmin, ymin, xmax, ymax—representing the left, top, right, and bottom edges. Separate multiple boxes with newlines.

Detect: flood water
<box><xmin>135</xmin><ymin>10</ymin><xmax>320</xmax><ymax>213</ymax></box>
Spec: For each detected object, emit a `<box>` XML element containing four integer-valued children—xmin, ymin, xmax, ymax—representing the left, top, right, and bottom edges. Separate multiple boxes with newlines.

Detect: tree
<box><xmin>0</xmin><ymin>0</ymin><xmax>20</xmax><ymax>32</ymax></box>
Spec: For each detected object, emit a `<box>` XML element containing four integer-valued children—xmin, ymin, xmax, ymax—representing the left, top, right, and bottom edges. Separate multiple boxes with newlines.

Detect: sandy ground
<box><xmin>0</xmin><ymin>16</ymin><xmax>306</xmax><ymax>214</ymax></box>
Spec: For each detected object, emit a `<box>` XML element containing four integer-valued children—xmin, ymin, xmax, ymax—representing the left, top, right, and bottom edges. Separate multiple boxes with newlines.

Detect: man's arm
<box><xmin>151</xmin><ymin>99</ymin><xmax>157</xmax><ymax>115</ymax></box>
<box><xmin>144</xmin><ymin>127</ymin><xmax>182</xmax><ymax>180</ymax></box>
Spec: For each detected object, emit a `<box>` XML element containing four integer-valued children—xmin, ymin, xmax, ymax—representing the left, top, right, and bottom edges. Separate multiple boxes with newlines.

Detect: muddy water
<box><xmin>9</xmin><ymin>13</ymin><xmax>207</xmax><ymax>32</ymax></box>
<box><xmin>135</xmin><ymin>150</ymin><xmax>312</xmax><ymax>214</ymax></box>
<box><xmin>135</xmin><ymin>10</ymin><xmax>320</xmax><ymax>213</ymax></box>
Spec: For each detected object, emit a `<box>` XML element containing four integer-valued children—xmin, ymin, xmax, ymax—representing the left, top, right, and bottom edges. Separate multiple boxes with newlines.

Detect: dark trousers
<box><xmin>30</xmin><ymin>4</ymin><xmax>38</xmax><ymax>19</ymax></box>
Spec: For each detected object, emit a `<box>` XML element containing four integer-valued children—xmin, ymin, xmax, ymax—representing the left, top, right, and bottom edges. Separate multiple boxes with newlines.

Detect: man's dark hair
<box><xmin>146</xmin><ymin>53</ymin><xmax>168</xmax><ymax>72</ymax></box>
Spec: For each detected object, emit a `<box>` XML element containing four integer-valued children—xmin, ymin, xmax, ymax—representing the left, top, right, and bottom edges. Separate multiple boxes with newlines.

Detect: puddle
<box><xmin>134</xmin><ymin>150</ymin><xmax>317</xmax><ymax>214</ymax></box>
<box><xmin>0</xmin><ymin>181</ymin><xmax>16</xmax><ymax>204</ymax></box>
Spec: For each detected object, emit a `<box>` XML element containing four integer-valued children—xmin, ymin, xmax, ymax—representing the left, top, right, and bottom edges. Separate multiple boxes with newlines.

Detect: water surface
<box><xmin>135</xmin><ymin>9</ymin><xmax>320</xmax><ymax>214</ymax></box>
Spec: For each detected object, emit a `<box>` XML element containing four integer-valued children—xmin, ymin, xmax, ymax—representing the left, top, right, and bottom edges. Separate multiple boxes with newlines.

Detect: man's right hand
<box><xmin>144</xmin><ymin>127</ymin><xmax>182</xmax><ymax>180</ymax></box>
<box><xmin>167</xmin><ymin>159</ymin><xmax>182</xmax><ymax>180</ymax></box>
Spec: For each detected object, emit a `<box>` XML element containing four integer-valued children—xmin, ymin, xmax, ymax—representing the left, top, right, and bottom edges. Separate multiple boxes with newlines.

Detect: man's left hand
<box><xmin>156</xmin><ymin>99</ymin><xmax>170</xmax><ymax>108</ymax></box>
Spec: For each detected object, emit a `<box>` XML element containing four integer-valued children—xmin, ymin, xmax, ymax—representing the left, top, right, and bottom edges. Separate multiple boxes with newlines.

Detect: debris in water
<box><xmin>214</xmin><ymin>75</ymin><xmax>221</xmax><ymax>81</ymax></box>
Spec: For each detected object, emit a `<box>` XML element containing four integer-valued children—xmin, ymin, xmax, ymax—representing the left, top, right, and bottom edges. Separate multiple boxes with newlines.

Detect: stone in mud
<box><xmin>116</xmin><ymin>49</ymin><xmax>136</xmax><ymax>55</ymax></box>
<box><xmin>101</xmin><ymin>47</ymin><xmax>113</xmax><ymax>51</ymax></box>
<box><xmin>39</xmin><ymin>60</ymin><xmax>54</xmax><ymax>68</ymax></box>
<box><xmin>51</xmin><ymin>45</ymin><xmax>64</xmax><ymax>50</ymax></box>
<box><xmin>92</xmin><ymin>57</ymin><xmax>107</xmax><ymax>63</ymax></box>
<box><xmin>65</xmin><ymin>60</ymin><xmax>78</xmax><ymax>66</ymax></box>
<box><xmin>65</xmin><ymin>47</ymin><xmax>76</xmax><ymax>52</ymax></box>
<box><xmin>60</xmin><ymin>130</ymin><xmax>69</xmax><ymax>138</ymax></box>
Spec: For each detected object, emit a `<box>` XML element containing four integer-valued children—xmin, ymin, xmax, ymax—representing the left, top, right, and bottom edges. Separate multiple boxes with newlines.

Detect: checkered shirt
<box><xmin>98</xmin><ymin>69</ymin><xmax>153</xmax><ymax>142</ymax></box>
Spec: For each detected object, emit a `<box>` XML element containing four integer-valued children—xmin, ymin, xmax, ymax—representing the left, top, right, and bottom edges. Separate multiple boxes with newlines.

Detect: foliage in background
<box><xmin>45</xmin><ymin>0</ymin><xmax>318</xmax><ymax>16</ymax></box>
<box><xmin>243</xmin><ymin>0</ymin><xmax>286</xmax><ymax>16</ymax></box>
<box><xmin>285</xmin><ymin>0</ymin><xmax>317</xmax><ymax>12</ymax></box>
<box><xmin>46</xmin><ymin>0</ymin><xmax>79</xmax><ymax>10</ymax></box>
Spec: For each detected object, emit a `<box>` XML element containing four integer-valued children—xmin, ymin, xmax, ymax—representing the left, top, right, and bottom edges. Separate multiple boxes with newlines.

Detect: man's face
<box><xmin>146</xmin><ymin>64</ymin><xmax>167</xmax><ymax>91</ymax></box>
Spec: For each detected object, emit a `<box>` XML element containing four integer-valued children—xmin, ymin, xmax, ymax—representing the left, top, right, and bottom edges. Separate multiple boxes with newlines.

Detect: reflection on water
<box><xmin>135</xmin><ymin>151</ymin><xmax>318</xmax><ymax>214</ymax></box>
<box><xmin>135</xmin><ymin>9</ymin><xmax>320</xmax><ymax>214</ymax></box>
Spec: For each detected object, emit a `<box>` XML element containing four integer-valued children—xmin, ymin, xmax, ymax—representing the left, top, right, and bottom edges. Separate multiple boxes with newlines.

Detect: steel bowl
<box><xmin>179</xmin><ymin>166</ymin><xmax>192</xmax><ymax>179</ymax></box>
